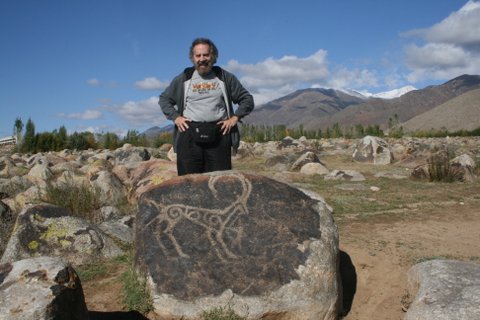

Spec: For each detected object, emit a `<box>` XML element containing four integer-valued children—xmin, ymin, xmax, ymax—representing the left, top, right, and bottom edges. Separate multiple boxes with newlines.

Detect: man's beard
<box><xmin>195</xmin><ymin>61</ymin><xmax>213</xmax><ymax>75</ymax></box>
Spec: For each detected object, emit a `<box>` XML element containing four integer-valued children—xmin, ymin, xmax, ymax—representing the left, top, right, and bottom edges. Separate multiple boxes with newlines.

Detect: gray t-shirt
<box><xmin>183</xmin><ymin>70</ymin><xmax>227</xmax><ymax>122</ymax></box>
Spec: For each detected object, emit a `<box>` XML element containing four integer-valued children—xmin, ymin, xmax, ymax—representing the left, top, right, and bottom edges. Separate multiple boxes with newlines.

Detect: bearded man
<box><xmin>159</xmin><ymin>38</ymin><xmax>254</xmax><ymax>176</ymax></box>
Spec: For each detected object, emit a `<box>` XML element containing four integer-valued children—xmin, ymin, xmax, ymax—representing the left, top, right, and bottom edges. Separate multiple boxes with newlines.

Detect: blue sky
<box><xmin>1</xmin><ymin>0</ymin><xmax>479</xmax><ymax>137</ymax></box>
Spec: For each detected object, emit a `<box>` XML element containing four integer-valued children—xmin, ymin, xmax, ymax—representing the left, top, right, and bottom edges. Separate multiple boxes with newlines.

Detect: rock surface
<box><xmin>1</xmin><ymin>204</ymin><xmax>123</xmax><ymax>265</ymax></box>
<box><xmin>353</xmin><ymin>135</ymin><xmax>392</xmax><ymax>165</ymax></box>
<box><xmin>0</xmin><ymin>256</ymin><xmax>89</xmax><ymax>320</ymax></box>
<box><xmin>405</xmin><ymin>260</ymin><xmax>480</xmax><ymax>320</ymax></box>
<box><xmin>135</xmin><ymin>172</ymin><xmax>340</xmax><ymax>319</ymax></box>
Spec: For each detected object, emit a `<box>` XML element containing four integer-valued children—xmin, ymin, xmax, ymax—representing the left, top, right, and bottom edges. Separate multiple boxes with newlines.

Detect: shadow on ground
<box><xmin>89</xmin><ymin>311</ymin><xmax>149</xmax><ymax>320</ymax></box>
<box><xmin>339</xmin><ymin>250</ymin><xmax>357</xmax><ymax>316</ymax></box>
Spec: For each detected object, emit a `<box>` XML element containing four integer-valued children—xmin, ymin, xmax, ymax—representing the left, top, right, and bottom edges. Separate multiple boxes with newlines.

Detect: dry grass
<box><xmin>233</xmin><ymin>151</ymin><xmax>480</xmax><ymax>219</ymax></box>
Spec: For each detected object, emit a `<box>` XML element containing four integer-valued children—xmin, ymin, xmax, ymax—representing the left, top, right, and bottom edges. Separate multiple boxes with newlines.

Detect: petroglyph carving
<box><xmin>144</xmin><ymin>174</ymin><xmax>252</xmax><ymax>261</ymax></box>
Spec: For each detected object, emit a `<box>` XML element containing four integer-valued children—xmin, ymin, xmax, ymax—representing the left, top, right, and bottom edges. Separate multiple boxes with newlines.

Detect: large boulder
<box><xmin>405</xmin><ymin>260</ymin><xmax>480</xmax><ymax>320</ymax></box>
<box><xmin>26</xmin><ymin>162</ymin><xmax>53</xmax><ymax>186</ymax></box>
<box><xmin>290</xmin><ymin>151</ymin><xmax>321</xmax><ymax>171</ymax></box>
<box><xmin>0</xmin><ymin>157</ymin><xmax>19</xmax><ymax>178</ymax></box>
<box><xmin>88</xmin><ymin>170</ymin><xmax>127</xmax><ymax>206</ymax></box>
<box><xmin>300</xmin><ymin>162</ymin><xmax>329</xmax><ymax>176</ymax></box>
<box><xmin>0</xmin><ymin>256</ymin><xmax>89</xmax><ymax>320</ymax></box>
<box><xmin>127</xmin><ymin>159</ymin><xmax>177</xmax><ymax>200</ymax></box>
<box><xmin>135</xmin><ymin>172</ymin><xmax>340</xmax><ymax>319</ymax></box>
<box><xmin>114</xmin><ymin>146</ymin><xmax>151</xmax><ymax>164</ymax></box>
<box><xmin>1</xmin><ymin>204</ymin><xmax>123</xmax><ymax>265</ymax></box>
<box><xmin>353</xmin><ymin>136</ymin><xmax>392</xmax><ymax>165</ymax></box>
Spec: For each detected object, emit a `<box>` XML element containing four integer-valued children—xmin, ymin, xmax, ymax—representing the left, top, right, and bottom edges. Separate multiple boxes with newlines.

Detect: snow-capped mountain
<box><xmin>368</xmin><ymin>86</ymin><xmax>417</xmax><ymax>99</ymax></box>
<box><xmin>339</xmin><ymin>85</ymin><xmax>417</xmax><ymax>100</ymax></box>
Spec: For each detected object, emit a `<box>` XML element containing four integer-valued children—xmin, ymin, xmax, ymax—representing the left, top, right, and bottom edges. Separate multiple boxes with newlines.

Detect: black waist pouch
<box><xmin>190</xmin><ymin>121</ymin><xmax>219</xmax><ymax>144</ymax></box>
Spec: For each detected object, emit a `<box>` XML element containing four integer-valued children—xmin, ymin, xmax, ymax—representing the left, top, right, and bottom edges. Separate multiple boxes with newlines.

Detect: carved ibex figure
<box><xmin>143</xmin><ymin>174</ymin><xmax>252</xmax><ymax>261</ymax></box>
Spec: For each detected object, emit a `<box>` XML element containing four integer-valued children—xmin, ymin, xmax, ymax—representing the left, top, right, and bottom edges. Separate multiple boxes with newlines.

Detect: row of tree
<box><xmin>12</xmin><ymin>118</ymin><xmax>171</xmax><ymax>153</ymax></box>
<box><xmin>12</xmin><ymin>117</ymin><xmax>480</xmax><ymax>154</ymax></box>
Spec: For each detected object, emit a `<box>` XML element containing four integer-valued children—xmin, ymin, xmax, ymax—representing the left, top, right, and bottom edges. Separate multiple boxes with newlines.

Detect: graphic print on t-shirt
<box><xmin>192</xmin><ymin>81</ymin><xmax>219</xmax><ymax>94</ymax></box>
<box><xmin>183</xmin><ymin>70</ymin><xmax>227</xmax><ymax>122</ymax></box>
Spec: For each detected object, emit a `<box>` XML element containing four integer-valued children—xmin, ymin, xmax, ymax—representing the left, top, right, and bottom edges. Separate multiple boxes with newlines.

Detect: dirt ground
<box><xmin>83</xmin><ymin>199</ymin><xmax>480</xmax><ymax>320</ymax></box>
<box><xmin>337</xmin><ymin>201</ymin><xmax>480</xmax><ymax>320</ymax></box>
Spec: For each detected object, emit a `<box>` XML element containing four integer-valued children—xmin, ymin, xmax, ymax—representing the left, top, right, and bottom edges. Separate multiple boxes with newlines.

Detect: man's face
<box><xmin>192</xmin><ymin>43</ymin><xmax>213</xmax><ymax>75</ymax></box>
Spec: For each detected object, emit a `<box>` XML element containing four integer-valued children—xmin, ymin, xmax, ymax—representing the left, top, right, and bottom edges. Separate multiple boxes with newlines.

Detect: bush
<box><xmin>427</xmin><ymin>151</ymin><xmax>461</xmax><ymax>182</ymax></box>
<box><xmin>44</xmin><ymin>180</ymin><xmax>101</xmax><ymax>222</ymax></box>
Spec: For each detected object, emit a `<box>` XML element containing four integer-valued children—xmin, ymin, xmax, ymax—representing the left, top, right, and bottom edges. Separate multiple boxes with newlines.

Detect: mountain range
<box><xmin>144</xmin><ymin>74</ymin><xmax>480</xmax><ymax>137</ymax></box>
<box><xmin>242</xmin><ymin>74</ymin><xmax>480</xmax><ymax>132</ymax></box>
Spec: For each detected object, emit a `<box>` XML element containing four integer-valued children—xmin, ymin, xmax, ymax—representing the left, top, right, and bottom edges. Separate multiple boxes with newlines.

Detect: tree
<box><xmin>102</xmin><ymin>132</ymin><xmax>120</xmax><ymax>150</ymax></box>
<box><xmin>13</xmin><ymin>117</ymin><xmax>24</xmax><ymax>151</ymax></box>
<box><xmin>331</xmin><ymin>123</ymin><xmax>343</xmax><ymax>138</ymax></box>
<box><xmin>13</xmin><ymin>117</ymin><xmax>23</xmax><ymax>144</ymax></box>
<box><xmin>56</xmin><ymin>126</ymin><xmax>68</xmax><ymax>150</ymax></box>
<box><xmin>22</xmin><ymin>118</ymin><xmax>36</xmax><ymax>152</ymax></box>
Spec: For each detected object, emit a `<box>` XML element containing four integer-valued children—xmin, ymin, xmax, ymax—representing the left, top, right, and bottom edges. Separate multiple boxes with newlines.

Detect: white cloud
<box><xmin>222</xmin><ymin>49</ymin><xmax>386</xmax><ymax>105</ymax></box>
<box><xmin>405</xmin><ymin>0</ymin><xmax>480</xmax><ymax>47</ymax></box>
<box><xmin>403</xmin><ymin>1</ymin><xmax>480</xmax><ymax>82</ymax></box>
<box><xmin>58</xmin><ymin>109</ymin><xmax>103</xmax><ymax>120</ymax></box>
<box><xmin>78</xmin><ymin>125</ymin><xmax>127</xmax><ymax>137</ymax></box>
<box><xmin>226</xmin><ymin>50</ymin><xmax>329</xmax><ymax>91</ymax></box>
<box><xmin>135</xmin><ymin>77</ymin><xmax>169</xmax><ymax>90</ymax></box>
<box><xmin>326</xmin><ymin>67</ymin><xmax>378</xmax><ymax>90</ymax></box>
<box><xmin>87</xmin><ymin>78</ymin><xmax>100</xmax><ymax>86</ymax></box>
<box><xmin>110</xmin><ymin>96</ymin><xmax>165</xmax><ymax>127</ymax></box>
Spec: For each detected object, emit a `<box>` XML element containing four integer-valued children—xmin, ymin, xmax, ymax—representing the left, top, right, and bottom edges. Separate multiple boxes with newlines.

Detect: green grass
<box><xmin>76</xmin><ymin>263</ymin><xmax>109</xmax><ymax>282</ymax></box>
<box><xmin>200</xmin><ymin>305</ymin><xmax>247</xmax><ymax>320</ymax></box>
<box><xmin>120</xmin><ymin>266</ymin><xmax>153</xmax><ymax>315</ymax></box>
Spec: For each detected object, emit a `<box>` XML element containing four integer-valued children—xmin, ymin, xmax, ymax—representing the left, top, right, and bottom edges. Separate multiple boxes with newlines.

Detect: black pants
<box><xmin>176</xmin><ymin>127</ymin><xmax>232</xmax><ymax>176</ymax></box>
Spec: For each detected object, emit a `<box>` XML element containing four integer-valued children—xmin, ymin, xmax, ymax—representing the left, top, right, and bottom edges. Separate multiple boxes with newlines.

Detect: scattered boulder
<box><xmin>167</xmin><ymin>147</ymin><xmax>177</xmax><ymax>162</ymax></box>
<box><xmin>353</xmin><ymin>135</ymin><xmax>392</xmax><ymax>165</ymax></box>
<box><xmin>410</xmin><ymin>151</ymin><xmax>477</xmax><ymax>182</ymax></box>
<box><xmin>26</xmin><ymin>162</ymin><xmax>53</xmax><ymax>186</ymax></box>
<box><xmin>290</xmin><ymin>151</ymin><xmax>321</xmax><ymax>171</ymax></box>
<box><xmin>300</xmin><ymin>162</ymin><xmax>329</xmax><ymax>176</ymax></box>
<box><xmin>89</xmin><ymin>170</ymin><xmax>127</xmax><ymax>206</ymax></box>
<box><xmin>325</xmin><ymin>170</ymin><xmax>365</xmax><ymax>181</ymax></box>
<box><xmin>98</xmin><ymin>216</ymin><xmax>135</xmax><ymax>245</ymax></box>
<box><xmin>127</xmin><ymin>159</ymin><xmax>177</xmax><ymax>200</ymax></box>
<box><xmin>0</xmin><ymin>157</ymin><xmax>18</xmax><ymax>178</ymax></box>
<box><xmin>1</xmin><ymin>204</ymin><xmax>123</xmax><ymax>265</ymax></box>
<box><xmin>0</xmin><ymin>256</ymin><xmax>89</xmax><ymax>320</ymax></box>
<box><xmin>114</xmin><ymin>146</ymin><xmax>151</xmax><ymax>164</ymax></box>
<box><xmin>451</xmin><ymin>154</ymin><xmax>477</xmax><ymax>182</ymax></box>
<box><xmin>452</xmin><ymin>154</ymin><xmax>476</xmax><ymax>168</ymax></box>
<box><xmin>405</xmin><ymin>259</ymin><xmax>480</xmax><ymax>320</ymax></box>
<box><xmin>135</xmin><ymin>172</ymin><xmax>340</xmax><ymax>319</ymax></box>
<box><xmin>264</xmin><ymin>154</ymin><xmax>291</xmax><ymax>171</ymax></box>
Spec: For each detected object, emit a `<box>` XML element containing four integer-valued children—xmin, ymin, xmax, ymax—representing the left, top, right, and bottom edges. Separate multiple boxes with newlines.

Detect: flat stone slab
<box><xmin>406</xmin><ymin>259</ymin><xmax>480</xmax><ymax>320</ymax></box>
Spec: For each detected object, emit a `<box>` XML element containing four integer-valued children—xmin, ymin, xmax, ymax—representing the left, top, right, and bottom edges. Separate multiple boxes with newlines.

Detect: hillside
<box><xmin>244</xmin><ymin>74</ymin><xmax>480</xmax><ymax>131</ymax></box>
<box><xmin>401</xmin><ymin>88</ymin><xmax>480</xmax><ymax>132</ymax></box>
<box><xmin>244</xmin><ymin>88</ymin><xmax>365</xmax><ymax>127</ymax></box>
